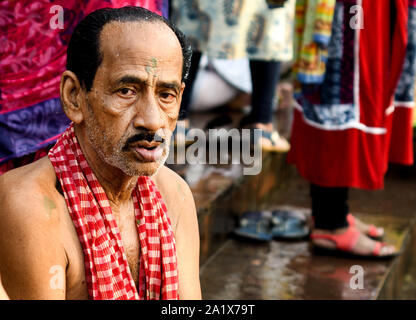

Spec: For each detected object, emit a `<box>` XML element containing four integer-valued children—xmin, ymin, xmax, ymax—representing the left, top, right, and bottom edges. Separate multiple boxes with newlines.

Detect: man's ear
<box><xmin>60</xmin><ymin>70</ymin><xmax>85</xmax><ymax>124</ymax></box>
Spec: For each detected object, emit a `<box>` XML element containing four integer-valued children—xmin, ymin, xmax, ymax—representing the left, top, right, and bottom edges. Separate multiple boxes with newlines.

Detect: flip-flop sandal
<box><xmin>250</xmin><ymin>130</ymin><xmax>290</xmax><ymax>153</ymax></box>
<box><xmin>347</xmin><ymin>214</ymin><xmax>384</xmax><ymax>240</ymax></box>
<box><xmin>271</xmin><ymin>209</ymin><xmax>310</xmax><ymax>240</ymax></box>
<box><xmin>234</xmin><ymin>211</ymin><xmax>273</xmax><ymax>242</ymax></box>
<box><xmin>310</xmin><ymin>226</ymin><xmax>399</xmax><ymax>260</ymax></box>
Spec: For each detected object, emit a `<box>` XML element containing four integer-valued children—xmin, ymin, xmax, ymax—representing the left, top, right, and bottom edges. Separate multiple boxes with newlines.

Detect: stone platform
<box><xmin>168</xmin><ymin>109</ymin><xmax>416</xmax><ymax>300</ymax></box>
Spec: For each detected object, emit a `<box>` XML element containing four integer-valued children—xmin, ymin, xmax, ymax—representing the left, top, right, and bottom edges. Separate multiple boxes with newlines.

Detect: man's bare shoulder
<box><xmin>154</xmin><ymin>168</ymin><xmax>201</xmax><ymax>299</ymax></box>
<box><xmin>154</xmin><ymin>165</ymin><xmax>192</xmax><ymax>194</ymax></box>
<box><xmin>0</xmin><ymin>157</ymin><xmax>62</xmax><ymax>230</ymax></box>
<box><xmin>153</xmin><ymin>166</ymin><xmax>196</xmax><ymax>230</ymax></box>
<box><xmin>0</xmin><ymin>157</ymin><xmax>69</xmax><ymax>299</ymax></box>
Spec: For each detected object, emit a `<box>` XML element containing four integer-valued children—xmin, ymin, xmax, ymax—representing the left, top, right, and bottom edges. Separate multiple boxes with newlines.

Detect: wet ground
<box><xmin>198</xmin><ymin>169</ymin><xmax>415</xmax><ymax>300</ymax></box>
<box><xmin>168</xmin><ymin>104</ymin><xmax>416</xmax><ymax>300</ymax></box>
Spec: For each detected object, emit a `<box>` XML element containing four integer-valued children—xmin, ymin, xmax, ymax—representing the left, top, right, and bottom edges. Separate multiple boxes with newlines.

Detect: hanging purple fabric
<box><xmin>0</xmin><ymin>0</ymin><xmax>167</xmax><ymax>174</ymax></box>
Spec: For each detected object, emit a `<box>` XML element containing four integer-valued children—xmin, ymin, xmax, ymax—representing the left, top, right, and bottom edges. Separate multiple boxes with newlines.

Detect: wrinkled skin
<box><xmin>77</xmin><ymin>21</ymin><xmax>184</xmax><ymax>179</ymax></box>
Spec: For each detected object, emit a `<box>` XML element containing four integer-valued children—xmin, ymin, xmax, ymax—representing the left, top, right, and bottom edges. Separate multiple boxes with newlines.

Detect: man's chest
<box><xmin>60</xmin><ymin>202</ymin><xmax>141</xmax><ymax>299</ymax></box>
<box><xmin>117</xmin><ymin>211</ymin><xmax>141</xmax><ymax>286</ymax></box>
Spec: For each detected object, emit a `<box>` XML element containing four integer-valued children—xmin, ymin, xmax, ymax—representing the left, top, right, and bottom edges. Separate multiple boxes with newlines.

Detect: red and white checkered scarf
<box><xmin>48</xmin><ymin>125</ymin><xmax>178</xmax><ymax>300</ymax></box>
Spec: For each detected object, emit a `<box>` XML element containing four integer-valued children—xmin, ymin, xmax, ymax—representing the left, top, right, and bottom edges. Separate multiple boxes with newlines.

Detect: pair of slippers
<box><xmin>234</xmin><ymin>210</ymin><xmax>310</xmax><ymax>242</ymax></box>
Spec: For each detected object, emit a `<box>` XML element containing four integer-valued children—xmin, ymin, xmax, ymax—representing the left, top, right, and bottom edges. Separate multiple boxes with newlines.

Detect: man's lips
<box><xmin>132</xmin><ymin>144</ymin><xmax>164</xmax><ymax>162</ymax></box>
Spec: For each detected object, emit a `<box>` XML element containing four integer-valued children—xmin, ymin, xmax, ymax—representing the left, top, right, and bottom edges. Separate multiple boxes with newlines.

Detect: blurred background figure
<box><xmin>170</xmin><ymin>0</ymin><xmax>295</xmax><ymax>152</ymax></box>
<box><xmin>288</xmin><ymin>0</ymin><xmax>414</xmax><ymax>258</ymax></box>
<box><xmin>187</xmin><ymin>55</ymin><xmax>252</xmax><ymax>113</ymax></box>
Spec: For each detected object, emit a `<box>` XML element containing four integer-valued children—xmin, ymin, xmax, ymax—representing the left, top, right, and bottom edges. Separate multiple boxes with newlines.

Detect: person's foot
<box><xmin>347</xmin><ymin>214</ymin><xmax>384</xmax><ymax>239</ymax></box>
<box><xmin>261</xmin><ymin>131</ymin><xmax>290</xmax><ymax>152</ymax></box>
<box><xmin>248</xmin><ymin>123</ymin><xmax>290</xmax><ymax>152</ymax></box>
<box><xmin>311</xmin><ymin>227</ymin><xmax>396</xmax><ymax>257</ymax></box>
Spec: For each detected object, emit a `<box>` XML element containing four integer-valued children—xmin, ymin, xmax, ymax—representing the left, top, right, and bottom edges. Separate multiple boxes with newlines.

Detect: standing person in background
<box><xmin>288</xmin><ymin>0</ymin><xmax>414</xmax><ymax>257</ymax></box>
<box><xmin>171</xmin><ymin>0</ymin><xmax>295</xmax><ymax>152</ymax></box>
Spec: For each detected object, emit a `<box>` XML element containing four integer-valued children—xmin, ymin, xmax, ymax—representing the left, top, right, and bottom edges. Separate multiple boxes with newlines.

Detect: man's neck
<box><xmin>75</xmin><ymin>128</ymin><xmax>137</xmax><ymax>206</ymax></box>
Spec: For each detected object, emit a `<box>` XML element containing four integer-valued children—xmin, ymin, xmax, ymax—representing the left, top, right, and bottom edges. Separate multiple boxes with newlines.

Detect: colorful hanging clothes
<box><xmin>49</xmin><ymin>125</ymin><xmax>178</xmax><ymax>300</ymax></box>
<box><xmin>171</xmin><ymin>0</ymin><xmax>295</xmax><ymax>61</ymax></box>
<box><xmin>288</xmin><ymin>0</ymin><xmax>410</xmax><ymax>190</ymax></box>
<box><xmin>293</xmin><ymin>0</ymin><xmax>336</xmax><ymax>84</ymax></box>
<box><xmin>389</xmin><ymin>1</ymin><xmax>416</xmax><ymax>165</ymax></box>
<box><xmin>0</xmin><ymin>0</ymin><xmax>168</xmax><ymax>174</ymax></box>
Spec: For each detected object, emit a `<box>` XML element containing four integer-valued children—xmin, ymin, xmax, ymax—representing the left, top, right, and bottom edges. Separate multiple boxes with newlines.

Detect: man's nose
<box><xmin>133</xmin><ymin>93</ymin><xmax>163</xmax><ymax>132</ymax></box>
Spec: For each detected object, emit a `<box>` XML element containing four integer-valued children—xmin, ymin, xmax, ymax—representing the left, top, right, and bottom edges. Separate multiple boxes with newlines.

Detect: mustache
<box><xmin>122</xmin><ymin>131</ymin><xmax>166</xmax><ymax>151</ymax></box>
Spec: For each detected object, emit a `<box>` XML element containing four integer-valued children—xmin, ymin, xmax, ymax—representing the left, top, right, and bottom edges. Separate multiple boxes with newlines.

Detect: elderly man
<box><xmin>0</xmin><ymin>7</ymin><xmax>201</xmax><ymax>300</ymax></box>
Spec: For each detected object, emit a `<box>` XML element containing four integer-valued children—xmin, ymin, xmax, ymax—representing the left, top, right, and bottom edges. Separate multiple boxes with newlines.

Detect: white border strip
<box><xmin>293</xmin><ymin>103</ymin><xmax>386</xmax><ymax>134</ymax></box>
<box><xmin>394</xmin><ymin>101</ymin><xmax>416</xmax><ymax>108</ymax></box>
<box><xmin>353</xmin><ymin>0</ymin><xmax>362</xmax><ymax>122</ymax></box>
<box><xmin>385</xmin><ymin>105</ymin><xmax>395</xmax><ymax>115</ymax></box>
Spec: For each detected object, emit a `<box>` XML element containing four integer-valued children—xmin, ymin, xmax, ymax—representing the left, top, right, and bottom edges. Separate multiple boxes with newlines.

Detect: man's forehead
<box><xmin>98</xmin><ymin>20</ymin><xmax>182</xmax><ymax>67</ymax></box>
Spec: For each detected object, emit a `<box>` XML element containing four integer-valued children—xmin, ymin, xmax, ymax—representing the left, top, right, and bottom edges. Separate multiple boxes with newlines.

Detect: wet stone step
<box><xmin>167</xmin><ymin>111</ymin><xmax>416</xmax><ymax>299</ymax></box>
<box><xmin>167</xmin><ymin>111</ymin><xmax>291</xmax><ymax>264</ymax></box>
<box><xmin>168</xmin><ymin>151</ymin><xmax>289</xmax><ymax>264</ymax></box>
<box><xmin>169</xmin><ymin>143</ymin><xmax>416</xmax><ymax>299</ymax></box>
<box><xmin>199</xmin><ymin>209</ymin><xmax>413</xmax><ymax>300</ymax></box>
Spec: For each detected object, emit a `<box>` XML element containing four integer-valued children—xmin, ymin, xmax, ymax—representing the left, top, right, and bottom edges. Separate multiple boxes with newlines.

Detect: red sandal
<box><xmin>347</xmin><ymin>214</ymin><xmax>384</xmax><ymax>239</ymax></box>
<box><xmin>310</xmin><ymin>226</ymin><xmax>398</xmax><ymax>259</ymax></box>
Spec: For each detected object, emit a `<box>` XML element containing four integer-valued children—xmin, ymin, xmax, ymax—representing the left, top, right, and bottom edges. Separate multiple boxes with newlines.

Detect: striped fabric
<box><xmin>293</xmin><ymin>0</ymin><xmax>336</xmax><ymax>84</ymax></box>
<box><xmin>48</xmin><ymin>125</ymin><xmax>178</xmax><ymax>300</ymax></box>
<box><xmin>288</xmin><ymin>0</ymin><xmax>410</xmax><ymax>189</ymax></box>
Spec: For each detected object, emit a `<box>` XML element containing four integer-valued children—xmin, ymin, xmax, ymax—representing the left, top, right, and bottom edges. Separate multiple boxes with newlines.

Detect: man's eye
<box><xmin>160</xmin><ymin>92</ymin><xmax>176</xmax><ymax>102</ymax></box>
<box><xmin>117</xmin><ymin>88</ymin><xmax>135</xmax><ymax>96</ymax></box>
